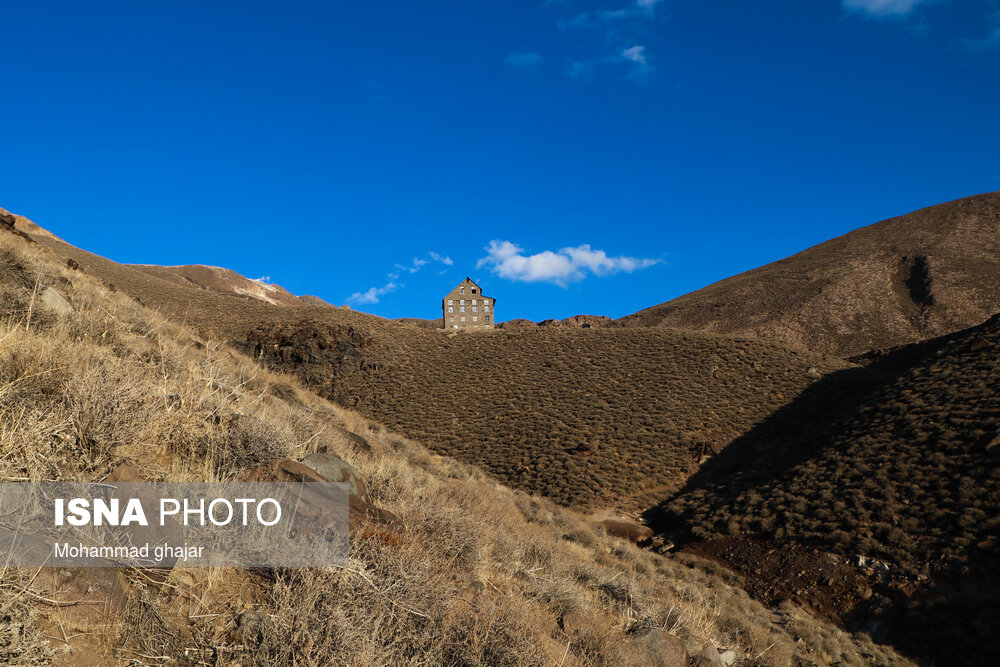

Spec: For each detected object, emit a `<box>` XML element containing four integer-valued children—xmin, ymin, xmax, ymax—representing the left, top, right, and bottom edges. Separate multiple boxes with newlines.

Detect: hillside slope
<box><xmin>3</xmin><ymin>210</ymin><xmax>847</xmax><ymax>510</ymax></box>
<box><xmin>0</xmin><ymin>209</ymin><xmax>909</xmax><ymax>665</ymax></box>
<box><xmin>130</xmin><ymin>263</ymin><xmax>337</xmax><ymax>307</ymax></box>
<box><xmin>654</xmin><ymin>312</ymin><xmax>1000</xmax><ymax>664</ymax></box>
<box><xmin>618</xmin><ymin>191</ymin><xmax>1000</xmax><ymax>357</ymax></box>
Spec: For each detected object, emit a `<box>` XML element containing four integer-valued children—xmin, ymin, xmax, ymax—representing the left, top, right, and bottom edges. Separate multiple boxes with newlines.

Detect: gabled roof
<box><xmin>443</xmin><ymin>277</ymin><xmax>495</xmax><ymax>303</ymax></box>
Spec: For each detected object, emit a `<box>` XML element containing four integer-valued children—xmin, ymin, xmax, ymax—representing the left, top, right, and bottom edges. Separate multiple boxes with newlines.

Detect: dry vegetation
<box><xmin>13</xmin><ymin>220</ymin><xmax>850</xmax><ymax>513</ymax></box>
<box><xmin>288</xmin><ymin>326</ymin><xmax>849</xmax><ymax>510</ymax></box>
<box><xmin>617</xmin><ymin>191</ymin><xmax>1000</xmax><ymax>357</ymax></box>
<box><xmin>0</xmin><ymin>226</ymin><xmax>910</xmax><ymax>664</ymax></box>
<box><xmin>658</xmin><ymin>312</ymin><xmax>1000</xmax><ymax>664</ymax></box>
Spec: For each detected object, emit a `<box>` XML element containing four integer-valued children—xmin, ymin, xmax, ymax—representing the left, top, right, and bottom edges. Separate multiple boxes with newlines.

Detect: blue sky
<box><xmin>1</xmin><ymin>1</ymin><xmax>998</xmax><ymax>321</ymax></box>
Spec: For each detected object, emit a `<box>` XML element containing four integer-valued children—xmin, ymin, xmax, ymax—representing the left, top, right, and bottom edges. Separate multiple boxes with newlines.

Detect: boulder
<box><xmin>595</xmin><ymin>518</ymin><xmax>654</xmax><ymax>543</ymax></box>
<box><xmin>246</xmin><ymin>458</ymin><xmax>402</xmax><ymax>537</ymax></box>
<box><xmin>537</xmin><ymin>319</ymin><xmax>562</xmax><ymax>327</ymax></box>
<box><xmin>40</xmin><ymin>286</ymin><xmax>73</xmax><ymax>314</ymax></box>
<box><xmin>0</xmin><ymin>211</ymin><xmax>35</xmax><ymax>244</ymax></box>
<box><xmin>244</xmin><ymin>458</ymin><xmax>327</xmax><ymax>483</ymax></box>
<box><xmin>628</xmin><ymin>628</ymin><xmax>688</xmax><ymax>667</ymax></box>
<box><xmin>301</xmin><ymin>452</ymin><xmax>370</xmax><ymax>502</ymax></box>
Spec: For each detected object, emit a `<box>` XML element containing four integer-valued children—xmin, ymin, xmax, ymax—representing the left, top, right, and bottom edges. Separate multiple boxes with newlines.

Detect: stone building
<box><xmin>442</xmin><ymin>278</ymin><xmax>495</xmax><ymax>330</ymax></box>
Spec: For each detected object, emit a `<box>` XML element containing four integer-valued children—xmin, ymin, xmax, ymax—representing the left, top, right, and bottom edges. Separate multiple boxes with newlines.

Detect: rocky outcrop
<box><xmin>300</xmin><ymin>452</ymin><xmax>370</xmax><ymax>501</ymax></box>
<box><xmin>498</xmin><ymin>319</ymin><xmax>536</xmax><ymax>329</ymax></box>
<box><xmin>246</xmin><ymin>457</ymin><xmax>402</xmax><ymax>536</ymax></box>
<box><xmin>561</xmin><ymin>314</ymin><xmax>612</xmax><ymax>328</ymax></box>
<box><xmin>499</xmin><ymin>315</ymin><xmax>612</xmax><ymax>329</ymax></box>
<box><xmin>0</xmin><ymin>210</ymin><xmax>36</xmax><ymax>244</ymax></box>
<box><xmin>628</xmin><ymin>628</ymin><xmax>688</xmax><ymax>666</ymax></box>
<box><xmin>40</xmin><ymin>287</ymin><xmax>73</xmax><ymax>314</ymax></box>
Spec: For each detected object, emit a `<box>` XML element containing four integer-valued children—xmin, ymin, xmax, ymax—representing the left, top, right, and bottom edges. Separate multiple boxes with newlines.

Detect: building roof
<box><xmin>443</xmin><ymin>277</ymin><xmax>496</xmax><ymax>303</ymax></box>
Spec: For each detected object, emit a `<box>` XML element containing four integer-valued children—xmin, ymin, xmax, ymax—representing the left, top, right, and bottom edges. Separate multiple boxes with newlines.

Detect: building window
<box><xmin>453</xmin><ymin>325</ymin><xmax>458</xmax><ymax>329</ymax></box>
<box><xmin>472</xmin><ymin>287</ymin><xmax>477</xmax><ymax>293</ymax></box>
<box><xmin>460</xmin><ymin>306</ymin><xmax>465</xmax><ymax>312</ymax></box>
<box><xmin>471</xmin><ymin>299</ymin><xmax>476</xmax><ymax>304</ymax></box>
<box><xmin>448</xmin><ymin>307</ymin><xmax>453</xmax><ymax>313</ymax></box>
<box><xmin>472</xmin><ymin>306</ymin><xmax>478</xmax><ymax>312</ymax></box>
<box><xmin>460</xmin><ymin>299</ymin><xmax>465</xmax><ymax>305</ymax></box>
<box><xmin>448</xmin><ymin>299</ymin><xmax>453</xmax><ymax>305</ymax></box>
<box><xmin>460</xmin><ymin>287</ymin><xmax>465</xmax><ymax>294</ymax></box>
<box><xmin>461</xmin><ymin>316</ymin><xmax>466</xmax><ymax>322</ymax></box>
<box><xmin>484</xmin><ymin>305</ymin><xmax>489</xmax><ymax>312</ymax></box>
<box><xmin>473</xmin><ymin>316</ymin><xmax>478</xmax><ymax>322</ymax></box>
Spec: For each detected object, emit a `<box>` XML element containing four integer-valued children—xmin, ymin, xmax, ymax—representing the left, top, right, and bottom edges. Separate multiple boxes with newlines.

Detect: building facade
<box><xmin>442</xmin><ymin>277</ymin><xmax>496</xmax><ymax>330</ymax></box>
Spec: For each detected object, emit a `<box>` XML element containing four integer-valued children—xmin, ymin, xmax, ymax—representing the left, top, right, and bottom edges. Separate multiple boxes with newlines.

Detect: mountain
<box><xmin>2</xmin><ymin>208</ymin><xmax>847</xmax><ymax>512</ymax></box>
<box><xmin>129</xmin><ymin>263</ymin><xmax>337</xmax><ymax>308</ymax></box>
<box><xmin>652</xmin><ymin>311</ymin><xmax>1000</xmax><ymax>664</ymax></box>
<box><xmin>0</xmin><ymin>208</ymin><xmax>908</xmax><ymax>665</ymax></box>
<box><xmin>618</xmin><ymin>191</ymin><xmax>1000</xmax><ymax>358</ymax></box>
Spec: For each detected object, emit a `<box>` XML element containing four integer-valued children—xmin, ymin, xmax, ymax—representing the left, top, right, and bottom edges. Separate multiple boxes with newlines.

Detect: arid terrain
<box><xmin>617</xmin><ymin>192</ymin><xmax>1000</xmax><ymax>358</ymax></box>
<box><xmin>3</xmin><ymin>192</ymin><xmax>999</xmax><ymax>665</ymax></box>
<box><xmin>0</xmin><ymin>209</ymin><xmax>912</xmax><ymax>665</ymax></box>
<box><xmin>4</xmin><ymin>209</ymin><xmax>848</xmax><ymax>511</ymax></box>
<box><xmin>652</xmin><ymin>308</ymin><xmax>1000</xmax><ymax>663</ymax></box>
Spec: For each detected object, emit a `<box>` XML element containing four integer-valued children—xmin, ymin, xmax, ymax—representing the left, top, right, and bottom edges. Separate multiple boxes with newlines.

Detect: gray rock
<box><xmin>40</xmin><ymin>287</ymin><xmax>73</xmax><ymax>314</ymax></box>
<box><xmin>629</xmin><ymin>628</ymin><xmax>688</xmax><ymax>667</ymax></box>
<box><xmin>300</xmin><ymin>452</ymin><xmax>370</xmax><ymax>502</ymax></box>
<box><xmin>719</xmin><ymin>649</ymin><xmax>737</xmax><ymax>666</ymax></box>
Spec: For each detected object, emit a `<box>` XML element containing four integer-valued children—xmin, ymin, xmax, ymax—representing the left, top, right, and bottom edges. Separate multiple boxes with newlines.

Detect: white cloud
<box><xmin>842</xmin><ymin>0</ymin><xmax>927</xmax><ymax>17</ymax></box>
<box><xmin>429</xmin><ymin>251</ymin><xmax>454</xmax><ymax>266</ymax></box>
<box><xmin>566</xmin><ymin>45</ymin><xmax>652</xmax><ymax>81</ymax></box>
<box><xmin>477</xmin><ymin>240</ymin><xmax>660</xmax><ymax>287</ymax></box>
<box><xmin>615</xmin><ymin>45</ymin><xmax>653</xmax><ymax>79</ymax></box>
<box><xmin>349</xmin><ymin>251</ymin><xmax>453</xmax><ymax>305</ymax></box>
<box><xmin>505</xmin><ymin>52</ymin><xmax>543</xmax><ymax>67</ymax></box>
<box><xmin>347</xmin><ymin>280</ymin><xmax>398</xmax><ymax>305</ymax></box>
<box><xmin>621</xmin><ymin>45</ymin><xmax>647</xmax><ymax>64</ymax></box>
<box><xmin>252</xmin><ymin>275</ymin><xmax>272</xmax><ymax>284</ymax></box>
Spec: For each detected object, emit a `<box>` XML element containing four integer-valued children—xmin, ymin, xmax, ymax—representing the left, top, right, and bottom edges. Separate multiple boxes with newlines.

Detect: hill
<box><xmin>0</xmin><ymin>210</ymin><xmax>908</xmax><ymax>664</ymax></box>
<box><xmin>2</xmin><ymin>210</ymin><xmax>847</xmax><ymax>511</ymax></box>
<box><xmin>652</xmin><ymin>311</ymin><xmax>1000</xmax><ymax>664</ymax></box>
<box><xmin>130</xmin><ymin>263</ymin><xmax>337</xmax><ymax>308</ymax></box>
<box><xmin>618</xmin><ymin>191</ymin><xmax>1000</xmax><ymax>358</ymax></box>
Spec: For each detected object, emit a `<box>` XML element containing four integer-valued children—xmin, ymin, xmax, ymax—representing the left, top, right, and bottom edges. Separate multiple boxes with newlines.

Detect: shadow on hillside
<box><xmin>643</xmin><ymin>323</ymin><xmax>975</xmax><ymax>539</ymax></box>
<box><xmin>644</xmin><ymin>315</ymin><xmax>1000</xmax><ymax>667</ymax></box>
<box><xmin>643</xmin><ymin>362</ymin><xmax>889</xmax><ymax>538</ymax></box>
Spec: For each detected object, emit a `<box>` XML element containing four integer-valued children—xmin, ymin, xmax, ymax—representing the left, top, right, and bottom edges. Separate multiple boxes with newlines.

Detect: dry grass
<box><xmin>0</xmin><ymin>231</ymin><xmax>909</xmax><ymax>665</ymax></box>
<box><xmin>617</xmin><ymin>190</ymin><xmax>1000</xmax><ymax>358</ymax></box>
<box><xmin>239</xmin><ymin>321</ymin><xmax>848</xmax><ymax>511</ymax></box>
<box><xmin>661</xmin><ymin>312</ymin><xmax>1000</xmax><ymax>664</ymax></box>
<box><xmin>16</xmin><ymin>222</ymin><xmax>849</xmax><ymax>512</ymax></box>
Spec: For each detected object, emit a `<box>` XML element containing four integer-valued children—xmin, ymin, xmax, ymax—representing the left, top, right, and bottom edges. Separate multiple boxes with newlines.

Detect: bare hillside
<box><xmin>654</xmin><ymin>312</ymin><xmax>1000</xmax><ymax>665</ymax></box>
<box><xmin>0</xmin><ymin>208</ymin><xmax>908</xmax><ymax>665</ymax></box>
<box><xmin>618</xmin><ymin>191</ymin><xmax>1000</xmax><ymax>358</ymax></box>
<box><xmin>3</xmin><ymin>209</ymin><xmax>846</xmax><ymax>511</ymax></box>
